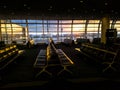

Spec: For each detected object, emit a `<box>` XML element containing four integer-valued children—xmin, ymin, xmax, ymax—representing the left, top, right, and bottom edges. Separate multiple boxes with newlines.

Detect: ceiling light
<box><xmin>24</xmin><ymin>4</ymin><xmax>27</xmax><ymax>7</ymax></box>
<box><xmin>73</xmin><ymin>8</ymin><xmax>76</xmax><ymax>10</ymax></box>
<box><xmin>80</xmin><ymin>1</ymin><xmax>83</xmax><ymax>3</ymax></box>
<box><xmin>50</xmin><ymin>6</ymin><xmax>52</xmax><ymax>8</ymax></box>
<box><xmin>104</xmin><ymin>3</ymin><xmax>108</xmax><ymax>6</ymax></box>
<box><xmin>3</xmin><ymin>5</ymin><xmax>7</xmax><ymax>9</ymax></box>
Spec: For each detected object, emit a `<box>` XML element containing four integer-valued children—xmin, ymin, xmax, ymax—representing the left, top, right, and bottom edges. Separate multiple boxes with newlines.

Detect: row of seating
<box><xmin>0</xmin><ymin>45</ymin><xmax>19</xmax><ymax>70</ymax></box>
<box><xmin>0</xmin><ymin>44</ymin><xmax>25</xmax><ymax>81</ymax></box>
<box><xmin>57</xmin><ymin>49</ymin><xmax>74</xmax><ymax>75</ymax></box>
<box><xmin>78</xmin><ymin>43</ymin><xmax>120</xmax><ymax>73</ymax></box>
<box><xmin>33</xmin><ymin>38</ymin><xmax>74</xmax><ymax>78</ymax></box>
<box><xmin>33</xmin><ymin>49</ymin><xmax>52</xmax><ymax>78</ymax></box>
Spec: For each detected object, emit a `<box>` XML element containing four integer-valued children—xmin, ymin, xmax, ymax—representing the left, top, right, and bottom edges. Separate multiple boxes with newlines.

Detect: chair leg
<box><xmin>57</xmin><ymin>66</ymin><xmax>72</xmax><ymax>76</ymax></box>
<box><xmin>103</xmin><ymin>64</ymin><xmax>117</xmax><ymax>72</ymax></box>
<box><xmin>35</xmin><ymin>68</ymin><xmax>52</xmax><ymax>78</ymax></box>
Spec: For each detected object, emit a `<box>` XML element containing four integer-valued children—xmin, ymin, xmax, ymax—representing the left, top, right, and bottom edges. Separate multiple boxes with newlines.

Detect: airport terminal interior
<box><xmin>0</xmin><ymin>0</ymin><xmax>120</xmax><ymax>89</ymax></box>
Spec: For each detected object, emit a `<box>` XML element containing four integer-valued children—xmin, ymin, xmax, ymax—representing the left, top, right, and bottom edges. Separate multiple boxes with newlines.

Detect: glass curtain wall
<box><xmin>0</xmin><ymin>20</ymin><xmax>26</xmax><ymax>44</ymax></box>
<box><xmin>0</xmin><ymin>19</ymin><xmax>120</xmax><ymax>45</ymax></box>
<box><xmin>87</xmin><ymin>20</ymin><xmax>101</xmax><ymax>42</ymax></box>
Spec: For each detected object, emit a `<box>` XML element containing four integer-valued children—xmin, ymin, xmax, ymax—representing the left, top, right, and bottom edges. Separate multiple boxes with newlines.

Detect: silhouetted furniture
<box><xmin>26</xmin><ymin>39</ymin><xmax>34</xmax><ymax>48</ymax></box>
<box><xmin>102</xmin><ymin>49</ymin><xmax>120</xmax><ymax>72</ymax></box>
<box><xmin>0</xmin><ymin>45</ymin><xmax>23</xmax><ymax>70</ymax></box>
<box><xmin>64</xmin><ymin>39</ymin><xmax>73</xmax><ymax>46</ymax></box>
<box><xmin>92</xmin><ymin>38</ymin><xmax>101</xmax><ymax>44</ymax></box>
<box><xmin>76</xmin><ymin>38</ymin><xmax>90</xmax><ymax>45</ymax></box>
<box><xmin>57</xmin><ymin>49</ymin><xmax>74</xmax><ymax>75</ymax></box>
<box><xmin>0</xmin><ymin>45</ymin><xmax>24</xmax><ymax>80</ymax></box>
<box><xmin>33</xmin><ymin>39</ymin><xmax>58</xmax><ymax>78</ymax></box>
<box><xmin>33</xmin><ymin>38</ymin><xmax>74</xmax><ymax>78</ymax></box>
<box><xmin>33</xmin><ymin>49</ymin><xmax>52</xmax><ymax>78</ymax></box>
<box><xmin>106</xmin><ymin>29</ymin><xmax>117</xmax><ymax>45</ymax></box>
<box><xmin>77</xmin><ymin>43</ymin><xmax>120</xmax><ymax>73</ymax></box>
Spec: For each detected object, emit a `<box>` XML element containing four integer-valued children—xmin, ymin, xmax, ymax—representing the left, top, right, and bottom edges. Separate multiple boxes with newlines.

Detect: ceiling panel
<box><xmin>0</xmin><ymin>0</ymin><xmax>119</xmax><ymax>19</ymax></box>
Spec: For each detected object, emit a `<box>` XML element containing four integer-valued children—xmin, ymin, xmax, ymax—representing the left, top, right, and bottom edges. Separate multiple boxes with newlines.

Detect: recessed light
<box><xmin>104</xmin><ymin>3</ymin><xmax>108</xmax><ymax>5</ymax></box>
<box><xmin>24</xmin><ymin>4</ymin><xmax>27</xmax><ymax>7</ymax></box>
<box><xmin>3</xmin><ymin>5</ymin><xmax>7</xmax><ymax>8</ymax></box>
<box><xmin>50</xmin><ymin>6</ymin><xmax>52</xmax><ymax>8</ymax></box>
<box><xmin>80</xmin><ymin>1</ymin><xmax>83</xmax><ymax>3</ymax></box>
<box><xmin>73</xmin><ymin>8</ymin><xmax>75</xmax><ymax>10</ymax></box>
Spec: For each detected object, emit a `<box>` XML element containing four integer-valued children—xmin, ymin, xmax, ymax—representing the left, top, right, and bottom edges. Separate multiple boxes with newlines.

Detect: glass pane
<box><xmin>11</xmin><ymin>20</ymin><xmax>26</xmax><ymax>23</ymax></box>
<box><xmin>88</xmin><ymin>20</ymin><xmax>100</xmax><ymax>23</ymax></box>
<box><xmin>59</xmin><ymin>20</ymin><xmax>72</xmax><ymax>23</ymax></box>
<box><xmin>73</xmin><ymin>20</ymin><xmax>86</xmax><ymax>23</ymax></box>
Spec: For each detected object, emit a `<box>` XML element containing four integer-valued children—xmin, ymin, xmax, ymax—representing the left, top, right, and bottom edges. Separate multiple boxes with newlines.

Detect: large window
<box><xmin>0</xmin><ymin>19</ymin><xmax>120</xmax><ymax>44</ymax></box>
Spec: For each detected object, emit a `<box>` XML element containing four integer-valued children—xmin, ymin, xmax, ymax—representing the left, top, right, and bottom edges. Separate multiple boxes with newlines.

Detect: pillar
<box><xmin>101</xmin><ymin>15</ymin><xmax>110</xmax><ymax>44</ymax></box>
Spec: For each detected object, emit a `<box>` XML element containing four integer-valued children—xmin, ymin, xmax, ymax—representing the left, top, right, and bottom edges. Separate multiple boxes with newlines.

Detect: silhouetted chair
<box><xmin>102</xmin><ymin>49</ymin><xmax>120</xmax><ymax>72</ymax></box>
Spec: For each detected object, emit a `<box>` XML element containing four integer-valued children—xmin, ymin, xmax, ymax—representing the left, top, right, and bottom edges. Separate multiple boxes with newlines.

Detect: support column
<box><xmin>101</xmin><ymin>15</ymin><xmax>110</xmax><ymax>44</ymax></box>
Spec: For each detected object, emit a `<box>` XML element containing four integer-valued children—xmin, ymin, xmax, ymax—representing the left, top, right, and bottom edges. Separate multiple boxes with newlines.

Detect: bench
<box><xmin>0</xmin><ymin>45</ymin><xmax>25</xmax><ymax>81</ymax></box>
<box><xmin>33</xmin><ymin>49</ymin><xmax>52</xmax><ymax>78</ymax></box>
<box><xmin>33</xmin><ymin>38</ymin><xmax>74</xmax><ymax>77</ymax></box>
<box><xmin>76</xmin><ymin>44</ymin><xmax>120</xmax><ymax>73</ymax></box>
<box><xmin>0</xmin><ymin>45</ymin><xmax>24</xmax><ymax>70</ymax></box>
<box><xmin>57</xmin><ymin>49</ymin><xmax>74</xmax><ymax>75</ymax></box>
<box><xmin>102</xmin><ymin>49</ymin><xmax>120</xmax><ymax>72</ymax></box>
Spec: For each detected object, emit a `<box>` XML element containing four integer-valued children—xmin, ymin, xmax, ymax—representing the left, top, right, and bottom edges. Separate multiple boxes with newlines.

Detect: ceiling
<box><xmin>0</xmin><ymin>0</ymin><xmax>119</xmax><ymax>19</ymax></box>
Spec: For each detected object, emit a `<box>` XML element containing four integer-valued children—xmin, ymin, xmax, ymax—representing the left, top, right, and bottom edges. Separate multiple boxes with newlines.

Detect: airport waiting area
<box><xmin>1</xmin><ymin>0</ymin><xmax>120</xmax><ymax>89</ymax></box>
<box><xmin>0</xmin><ymin>36</ymin><xmax>120</xmax><ymax>89</ymax></box>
